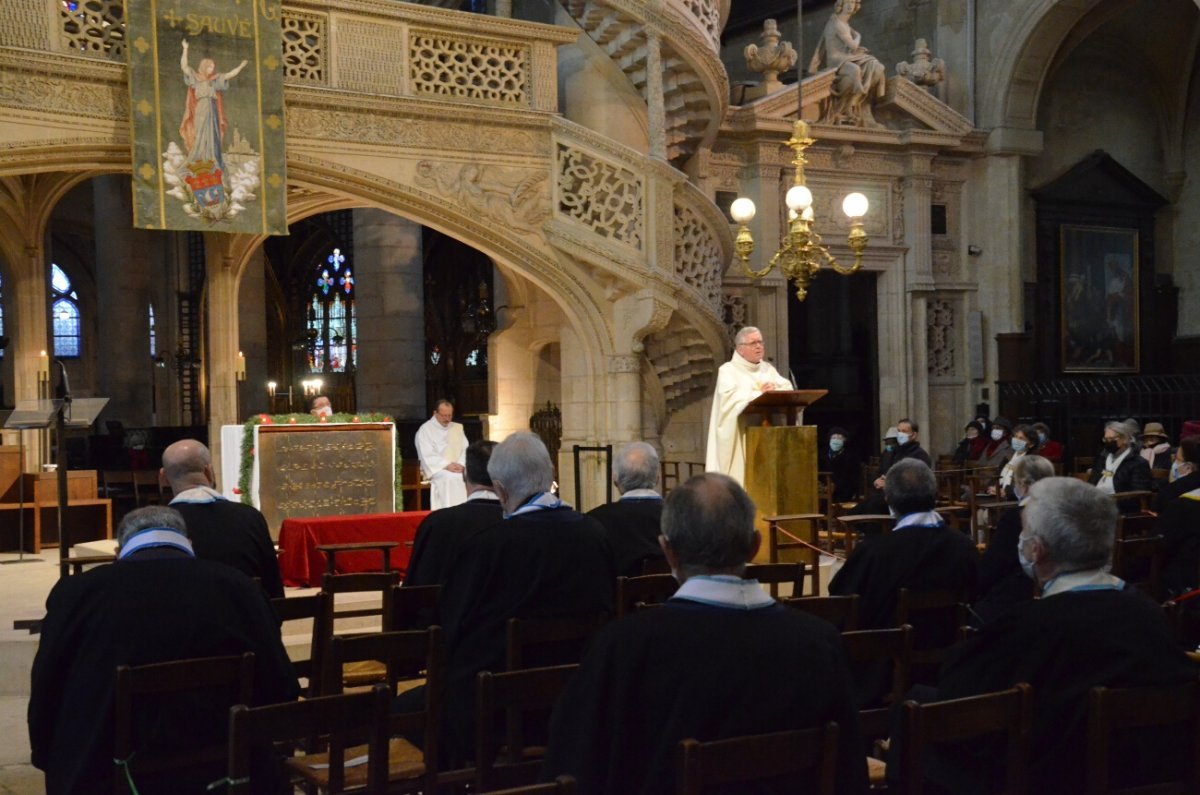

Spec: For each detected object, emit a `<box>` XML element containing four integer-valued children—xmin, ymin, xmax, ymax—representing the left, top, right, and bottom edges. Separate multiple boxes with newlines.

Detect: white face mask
<box><xmin>829</xmin><ymin>438</ymin><xmax>844</xmax><ymax>452</ymax></box>
<box><xmin>896</xmin><ymin>432</ymin><xmax>911</xmax><ymax>446</ymax></box>
<box><xmin>1017</xmin><ymin>535</ymin><xmax>1036</xmax><ymax>580</ymax></box>
<box><xmin>1011</xmin><ymin>438</ymin><xmax>1027</xmax><ymax>453</ymax></box>
<box><xmin>991</xmin><ymin>428</ymin><xmax>1004</xmax><ymax>441</ymax></box>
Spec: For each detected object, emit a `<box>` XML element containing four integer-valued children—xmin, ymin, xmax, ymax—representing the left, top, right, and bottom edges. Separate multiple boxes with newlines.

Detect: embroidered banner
<box><xmin>128</xmin><ymin>0</ymin><xmax>287</xmax><ymax>234</ymax></box>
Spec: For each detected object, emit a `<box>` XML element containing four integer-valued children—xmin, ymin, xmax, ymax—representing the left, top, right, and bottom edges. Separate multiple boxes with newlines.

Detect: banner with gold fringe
<box><xmin>128</xmin><ymin>0</ymin><xmax>287</xmax><ymax>235</ymax></box>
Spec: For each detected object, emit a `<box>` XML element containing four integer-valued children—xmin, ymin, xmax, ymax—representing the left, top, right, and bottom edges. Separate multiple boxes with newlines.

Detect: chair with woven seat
<box><xmin>842</xmin><ymin>625</ymin><xmax>913</xmax><ymax>739</ymax></box>
<box><xmin>1116</xmin><ymin>512</ymin><xmax>1157</xmax><ymax>540</ymax></box>
<box><xmin>894</xmin><ymin>588</ymin><xmax>968</xmax><ymax>685</ymax></box>
<box><xmin>226</xmin><ymin>684</ymin><xmax>392</xmax><ymax>794</ymax></box>
<box><xmin>676</xmin><ymin>724</ymin><xmax>841</xmax><ymax>795</ymax></box>
<box><xmin>835</xmin><ymin>514</ymin><xmax>895</xmax><ymax>554</ymax></box>
<box><xmin>781</xmin><ymin>595</ymin><xmax>860</xmax><ymax>632</ymax></box>
<box><xmin>505</xmin><ymin>614</ymin><xmax>609</xmax><ymax>671</ymax></box>
<box><xmin>317</xmin><ymin>571</ymin><xmax>401</xmax><ymax>692</ymax></box>
<box><xmin>475</xmin><ymin>664</ymin><xmax>580</xmax><ymax>792</ymax></box>
<box><xmin>895</xmin><ymin>683</ymin><xmax>1034</xmax><ymax>795</ymax></box>
<box><xmin>615</xmin><ymin>574</ymin><xmax>677</xmax><ymax>617</ymax></box>
<box><xmin>305</xmin><ymin>628</ymin><xmax>445</xmax><ymax>794</ymax></box>
<box><xmin>114</xmin><ymin>652</ymin><xmax>256</xmax><ymax>794</ymax></box>
<box><xmin>1085</xmin><ymin>678</ymin><xmax>1200</xmax><ymax>794</ymax></box>
<box><xmin>270</xmin><ymin>592</ymin><xmax>328</xmax><ymax>697</ymax></box>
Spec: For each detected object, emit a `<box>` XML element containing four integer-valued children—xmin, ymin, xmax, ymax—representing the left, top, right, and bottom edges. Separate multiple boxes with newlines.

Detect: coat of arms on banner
<box><xmin>128</xmin><ymin>0</ymin><xmax>287</xmax><ymax>235</ymax></box>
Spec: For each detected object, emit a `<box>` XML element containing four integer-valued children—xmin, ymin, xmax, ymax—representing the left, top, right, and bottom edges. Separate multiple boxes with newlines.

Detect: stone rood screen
<box><xmin>255</xmin><ymin>423</ymin><xmax>395</xmax><ymax>529</ymax></box>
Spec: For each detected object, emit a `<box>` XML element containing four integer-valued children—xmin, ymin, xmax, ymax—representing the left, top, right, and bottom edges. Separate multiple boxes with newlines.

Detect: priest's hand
<box><xmin>445</xmin><ymin>463</ymin><xmax>465</xmax><ymax>474</ymax></box>
<box><xmin>760</xmin><ymin>382</ymin><xmax>777</xmax><ymax>393</ymax></box>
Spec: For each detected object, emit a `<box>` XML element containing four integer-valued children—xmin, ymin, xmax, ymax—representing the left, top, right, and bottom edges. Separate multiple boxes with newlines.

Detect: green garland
<box><xmin>237</xmin><ymin>412</ymin><xmax>396</xmax><ymax>506</ymax></box>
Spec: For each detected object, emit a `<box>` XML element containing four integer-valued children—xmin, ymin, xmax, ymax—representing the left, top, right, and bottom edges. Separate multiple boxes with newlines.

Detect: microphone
<box><xmin>54</xmin><ymin>359</ymin><xmax>71</xmax><ymax>402</ymax></box>
<box><xmin>788</xmin><ymin>368</ymin><xmax>798</xmax><ymax>390</ymax></box>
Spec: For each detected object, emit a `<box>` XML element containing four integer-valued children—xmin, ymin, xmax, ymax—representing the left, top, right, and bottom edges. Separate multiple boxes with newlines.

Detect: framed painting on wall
<box><xmin>1060</xmin><ymin>224</ymin><xmax>1140</xmax><ymax>372</ymax></box>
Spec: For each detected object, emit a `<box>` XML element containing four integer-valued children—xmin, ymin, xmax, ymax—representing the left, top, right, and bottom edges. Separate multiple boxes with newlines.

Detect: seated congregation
<box><xmin>25</xmin><ymin>426</ymin><xmax>1200</xmax><ymax>794</ymax></box>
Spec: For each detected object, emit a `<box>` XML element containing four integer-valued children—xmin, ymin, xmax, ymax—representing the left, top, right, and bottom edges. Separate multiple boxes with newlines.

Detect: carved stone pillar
<box><xmin>353</xmin><ymin>209</ymin><xmax>425</xmax><ymax>417</ymax></box>
<box><xmin>205</xmin><ymin>233</ymin><xmax>252</xmax><ymax>490</ymax></box>
<box><xmin>645</xmin><ymin>31</ymin><xmax>667</xmax><ymax>161</ymax></box>
<box><xmin>902</xmin><ymin>162</ymin><xmax>936</xmax><ymax>431</ymax></box>
<box><xmin>607</xmin><ymin>354</ymin><xmax>641</xmax><ymax>442</ymax></box>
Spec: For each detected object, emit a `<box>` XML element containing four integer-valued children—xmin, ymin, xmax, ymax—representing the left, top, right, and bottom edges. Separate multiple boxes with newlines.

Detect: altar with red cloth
<box><xmin>278</xmin><ymin>511</ymin><xmax>430</xmax><ymax>587</ymax></box>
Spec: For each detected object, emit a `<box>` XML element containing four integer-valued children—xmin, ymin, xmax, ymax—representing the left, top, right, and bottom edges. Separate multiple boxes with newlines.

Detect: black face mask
<box><xmin>1103</xmin><ymin>440</ymin><xmax>1120</xmax><ymax>455</ymax></box>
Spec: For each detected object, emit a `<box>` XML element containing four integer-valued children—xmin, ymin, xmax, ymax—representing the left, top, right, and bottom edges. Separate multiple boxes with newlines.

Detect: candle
<box><xmin>267</xmin><ymin>381</ymin><xmax>277</xmax><ymax>397</ymax></box>
<box><xmin>236</xmin><ymin>351</ymin><xmax>246</xmax><ymax>381</ymax></box>
<box><xmin>38</xmin><ymin>350</ymin><xmax>49</xmax><ymax>380</ymax></box>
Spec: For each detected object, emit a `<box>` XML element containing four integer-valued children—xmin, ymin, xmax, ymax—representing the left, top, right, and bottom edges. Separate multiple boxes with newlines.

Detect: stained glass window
<box><xmin>50</xmin><ymin>264</ymin><xmax>80</xmax><ymax>358</ymax></box>
<box><xmin>0</xmin><ymin>272</ymin><xmax>4</xmax><ymax>359</ymax></box>
<box><xmin>148</xmin><ymin>304</ymin><xmax>156</xmax><ymax>357</ymax></box>
<box><xmin>307</xmin><ymin>248</ymin><xmax>353</xmax><ymax>373</ymax></box>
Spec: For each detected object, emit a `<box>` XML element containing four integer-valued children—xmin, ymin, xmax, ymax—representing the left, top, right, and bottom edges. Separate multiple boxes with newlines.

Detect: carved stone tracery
<box><xmin>414</xmin><ymin>160</ymin><xmax>549</xmax><ymax>231</ymax></box>
<box><xmin>410</xmin><ymin>31</ymin><xmax>530</xmax><ymax>106</ymax></box>
<box><xmin>556</xmin><ymin>143</ymin><xmax>644</xmax><ymax>251</ymax></box>
<box><xmin>281</xmin><ymin>10</ymin><xmax>327</xmax><ymax>85</ymax></box>
<box><xmin>59</xmin><ymin>0</ymin><xmax>124</xmax><ymax>60</ymax></box>
<box><xmin>928</xmin><ymin>299</ymin><xmax>956</xmax><ymax>377</ymax></box>
<box><xmin>673</xmin><ymin>200</ymin><xmax>722</xmax><ymax>311</ymax></box>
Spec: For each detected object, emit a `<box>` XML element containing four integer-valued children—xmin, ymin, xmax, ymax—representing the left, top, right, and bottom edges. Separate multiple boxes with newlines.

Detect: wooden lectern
<box><xmin>741</xmin><ymin>390</ymin><xmax>827</xmax><ymax>563</ymax></box>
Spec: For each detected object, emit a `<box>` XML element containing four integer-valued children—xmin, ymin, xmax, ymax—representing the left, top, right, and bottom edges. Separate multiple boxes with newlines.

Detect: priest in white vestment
<box><xmin>415</xmin><ymin>400</ymin><xmax>469</xmax><ymax>509</ymax></box>
<box><xmin>705</xmin><ymin>326</ymin><xmax>793</xmax><ymax>485</ymax></box>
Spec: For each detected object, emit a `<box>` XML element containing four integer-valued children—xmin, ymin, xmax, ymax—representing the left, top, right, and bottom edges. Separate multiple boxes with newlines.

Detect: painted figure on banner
<box><xmin>163</xmin><ymin>39</ymin><xmax>260</xmax><ymax>225</ymax></box>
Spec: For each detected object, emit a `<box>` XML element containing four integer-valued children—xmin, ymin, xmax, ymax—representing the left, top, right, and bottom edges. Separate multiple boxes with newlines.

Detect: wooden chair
<box><xmin>226</xmin><ymin>684</ymin><xmax>392</xmax><ymax>794</ymax></box>
<box><xmin>1151</xmin><ymin>468</ymin><xmax>1172</xmax><ymax>486</ymax></box>
<box><xmin>1074</xmin><ymin>455</ymin><xmax>1095</xmax><ymax>475</ymax></box>
<box><xmin>310</xmin><ymin>628</ymin><xmax>445</xmax><ymax>794</ymax></box>
<box><xmin>114</xmin><ymin>652</ymin><xmax>255</xmax><ymax>794</ymax></box>
<box><xmin>835</xmin><ymin>514</ymin><xmax>895</xmax><ymax>554</ymax></box>
<box><xmin>388</xmin><ymin>583</ymin><xmax>441</xmax><ymax>631</ymax></box>
<box><xmin>616</xmin><ymin>574</ymin><xmax>677</xmax><ymax>618</ymax></box>
<box><xmin>479</xmin><ymin>776</ymin><xmax>578</xmax><ymax>794</ymax></box>
<box><xmin>841</xmin><ymin>625</ymin><xmax>913</xmax><ymax>744</ymax></box>
<box><xmin>661</xmin><ymin>460</ymin><xmax>684</xmax><ymax>496</ymax></box>
<box><xmin>781</xmin><ymin>595</ymin><xmax>860</xmax><ymax>632</ymax></box>
<box><xmin>1117</xmin><ymin>512</ymin><xmax>1157</xmax><ymax>540</ymax></box>
<box><xmin>505</xmin><ymin>614</ymin><xmax>609</xmax><ymax>671</ymax></box>
<box><xmin>316</xmin><ymin>542</ymin><xmax>398</xmax><ymax>577</ymax></box>
<box><xmin>894</xmin><ymin>589</ymin><xmax>968</xmax><ymax>685</ymax></box>
<box><xmin>745</xmin><ymin>561</ymin><xmax>809</xmax><ymax>599</ymax></box>
<box><xmin>475</xmin><ymin>664</ymin><xmax>580</xmax><ymax>792</ymax></box>
<box><xmin>400</xmin><ymin>460</ymin><xmax>430</xmax><ymax>511</ymax></box>
<box><xmin>676</xmin><ymin>724</ymin><xmax>841</xmax><ymax>795</ymax></box>
<box><xmin>318</xmin><ymin>572</ymin><xmax>402</xmax><ymax>691</ymax></box>
<box><xmin>764</xmin><ymin>513</ymin><xmax>824</xmax><ymax>594</ymax></box>
<box><xmin>270</xmin><ymin>592</ymin><xmax>328</xmax><ymax>696</ymax></box>
<box><xmin>61</xmin><ymin>554</ymin><xmax>116</xmax><ymax>575</ymax></box>
<box><xmin>132</xmin><ymin>469</ymin><xmax>167</xmax><ymax>506</ymax></box>
<box><xmin>896</xmin><ymin>683</ymin><xmax>1033</xmax><ymax>795</ymax></box>
<box><xmin>1111</xmin><ymin>490</ymin><xmax>1155</xmax><ymax>514</ymax></box>
<box><xmin>1085</xmin><ymin>678</ymin><xmax>1200</xmax><ymax>794</ymax></box>
<box><xmin>1110</xmin><ymin>535</ymin><xmax>1164</xmax><ymax>601</ymax></box>
<box><xmin>976</xmin><ymin>500</ymin><xmax>1018</xmax><ymax>547</ymax></box>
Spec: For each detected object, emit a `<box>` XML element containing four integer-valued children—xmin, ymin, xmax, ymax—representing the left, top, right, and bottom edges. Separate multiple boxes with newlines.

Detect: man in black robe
<box><xmin>404</xmin><ymin>439</ymin><xmax>502</xmax><ymax>588</ymax></box>
<box><xmin>28</xmin><ymin>506</ymin><xmax>298</xmax><ymax>795</ymax></box>
<box><xmin>541</xmin><ymin>473</ymin><xmax>867</xmax><ymax>795</ymax></box>
<box><xmin>895</xmin><ymin>476</ymin><xmax>1198</xmax><ymax>791</ymax></box>
<box><xmin>586</xmin><ymin>441</ymin><xmax>665</xmax><ymax>576</ymax></box>
<box><xmin>829</xmin><ymin>458</ymin><xmax>978</xmax><ymax>631</ymax></box>
<box><xmin>161</xmin><ymin>439</ymin><xmax>284</xmax><ymax>598</ymax></box>
<box><xmin>398</xmin><ymin>431</ymin><xmax>614</xmax><ymax>763</ymax></box>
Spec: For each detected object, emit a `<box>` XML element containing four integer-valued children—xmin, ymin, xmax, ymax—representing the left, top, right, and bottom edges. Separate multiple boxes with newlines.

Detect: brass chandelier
<box><xmin>730</xmin><ymin>5</ymin><xmax>870</xmax><ymax>302</ymax></box>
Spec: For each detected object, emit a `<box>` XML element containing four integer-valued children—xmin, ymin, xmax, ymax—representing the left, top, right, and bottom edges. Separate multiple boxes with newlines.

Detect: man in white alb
<box><xmin>416</xmin><ymin>400</ymin><xmax>469</xmax><ymax>509</ymax></box>
<box><xmin>705</xmin><ymin>326</ymin><xmax>793</xmax><ymax>485</ymax></box>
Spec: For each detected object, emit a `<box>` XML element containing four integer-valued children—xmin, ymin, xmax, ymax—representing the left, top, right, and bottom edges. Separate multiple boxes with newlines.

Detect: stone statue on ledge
<box><xmin>744</xmin><ymin>18</ymin><xmax>797</xmax><ymax>95</ymax></box>
<box><xmin>897</xmin><ymin>38</ymin><xmax>946</xmax><ymax>88</ymax></box>
<box><xmin>808</xmin><ymin>0</ymin><xmax>886</xmax><ymax>128</ymax></box>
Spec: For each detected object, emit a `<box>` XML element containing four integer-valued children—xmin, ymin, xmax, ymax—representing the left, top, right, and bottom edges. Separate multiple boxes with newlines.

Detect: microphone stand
<box><xmin>54</xmin><ymin>360</ymin><xmax>71</xmax><ymax>577</ymax></box>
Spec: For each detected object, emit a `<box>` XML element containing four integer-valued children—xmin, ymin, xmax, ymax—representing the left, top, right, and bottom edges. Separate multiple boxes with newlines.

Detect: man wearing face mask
<box><xmin>850</xmin><ymin>419</ymin><xmax>930</xmax><ymax>515</ymax></box>
<box><xmin>1087</xmin><ymin>420</ymin><xmax>1154</xmax><ymax>511</ymax></box>
<box><xmin>972</xmin><ymin>454</ymin><xmax>1053</xmax><ymax>625</ymax></box>
<box><xmin>825</xmin><ymin>426</ymin><xmax>859</xmax><ymax>503</ymax></box>
<box><xmin>925</xmin><ymin>477</ymin><xmax>1197</xmax><ymax>791</ymax></box>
